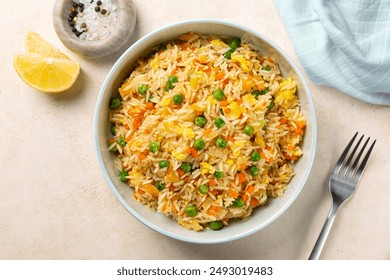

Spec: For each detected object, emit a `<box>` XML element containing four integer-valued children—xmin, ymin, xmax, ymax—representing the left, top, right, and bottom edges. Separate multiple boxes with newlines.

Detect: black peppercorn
<box><xmin>72</xmin><ymin>1</ymin><xmax>78</xmax><ymax>8</ymax></box>
<box><xmin>71</xmin><ymin>7</ymin><xmax>78</xmax><ymax>15</ymax></box>
<box><xmin>100</xmin><ymin>9</ymin><xmax>107</xmax><ymax>15</ymax></box>
<box><xmin>81</xmin><ymin>22</ymin><xmax>87</xmax><ymax>28</ymax></box>
<box><xmin>97</xmin><ymin>1</ymin><xmax>102</xmax><ymax>6</ymax></box>
<box><xmin>95</xmin><ymin>6</ymin><xmax>101</xmax><ymax>12</ymax></box>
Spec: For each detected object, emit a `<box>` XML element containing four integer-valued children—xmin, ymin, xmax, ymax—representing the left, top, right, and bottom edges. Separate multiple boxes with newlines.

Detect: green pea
<box><xmin>213</xmin><ymin>88</ymin><xmax>225</xmax><ymax>101</ymax></box>
<box><xmin>194</xmin><ymin>138</ymin><xmax>206</xmax><ymax>151</ymax></box>
<box><xmin>267</xmin><ymin>100</ymin><xmax>275</xmax><ymax>110</ymax></box>
<box><xmin>210</xmin><ymin>220</ymin><xmax>224</xmax><ymax>230</ymax></box>
<box><xmin>251</xmin><ymin>151</ymin><xmax>261</xmax><ymax>162</ymax></box>
<box><xmin>168</xmin><ymin>75</ymin><xmax>178</xmax><ymax>83</ymax></box>
<box><xmin>249</xmin><ymin>166</ymin><xmax>259</xmax><ymax>176</ymax></box>
<box><xmin>173</xmin><ymin>94</ymin><xmax>183</xmax><ymax>105</ymax></box>
<box><xmin>262</xmin><ymin>66</ymin><xmax>271</xmax><ymax>71</ymax></box>
<box><xmin>214</xmin><ymin>117</ymin><xmax>225</xmax><ymax>128</ymax></box>
<box><xmin>195</xmin><ymin>116</ymin><xmax>206</xmax><ymax>127</ymax></box>
<box><xmin>110</xmin><ymin>124</ymin><xmax>116</xmax><ymax>135</ymax></box>
<box><xmin>149</xmin><ymin>141</ymin><xmax>160</xmax><ymax>153</ymax></box>
<box><xmin>185</xmin><ymin>205</ymin><xmax>198</xmax><ymax>217</ymax></box>
<box><xmin>148</xmin><ymin>95</ymin><xmax>154</xmax><ymax>101</ymax></box>
<box><xmin>251</xmin><ymin>88</ymin><xmax>270</xmax><ymax>99</ymax></box>
<box><xmin>118</xmin><ymin>170</ymin><xmax>128</xmax><ymax>182</ymax></box>
<box><xmin>110</xmin><ymin>97</ymin><xmax>121</xmax><ymax>109</ymax></box>
<box><xmin>198</xmin><ymin>184</ymin><xmax>209</xmax><ymax>194</ymax></box>
<box><xmin>214</xmin><ymin>171</ymin><xmax>224</xmax><ymax>179</ymax></box>
<box><xmin>180</xmin><ymin>162</ymin><xmax>191</xmax><ymax>173</ymax></box>
<box><xmin>118</xmin><ymin>137</ymin><xmax>126</xmax><ymax>147</ymax></box>
<box><xmin>165</xmin><ymin>75</ymin><xmax>178</xmax><ymax>91</ymax></box>
<box><xmin>233</xmin><ymin>197</ymin><xmax>244</xmax><ymax>208</ymax></box>
<box><xmin>261</xmin><ymin>87</ymin><xmax>270</xmax><ymax>95</ymax></box>
<box><xmin>215</xmin><ymin>137</ymin><xmax>227</xmax><ymax>148</ymax></box>
<box><xmin>228</xmin><ymin>38</ymin><xmax>240</xmax><ymax>51</ymax></box>
<box><xmin>244</xmin><ymin>125</ymin><xmax>254</xmax><ymax>136</ymax></box>
<box><xmin>138</xmin><ymin>84</ymin><xmax>148</xmax><ymax>95</ymax></box>
<box><xmin>224</xmin><ymin>49</ymin><xmax>233</xmax><ymax>59</ymax></box>
<box><xmin>159</xmin><ymin>160</ymin><xmax>169</xmax><ymax>168</ymax></box>
<box><xmin>156</xmin><ymin>182</ymin><xmax>165</xmax><ymax>191</ymax></box>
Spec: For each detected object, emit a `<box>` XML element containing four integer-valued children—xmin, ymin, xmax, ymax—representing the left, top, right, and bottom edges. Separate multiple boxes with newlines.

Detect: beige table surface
<box><xmin>1</xmin><ymin>0</ymin><xmax>389</xmax><ymax>260</ymax></box>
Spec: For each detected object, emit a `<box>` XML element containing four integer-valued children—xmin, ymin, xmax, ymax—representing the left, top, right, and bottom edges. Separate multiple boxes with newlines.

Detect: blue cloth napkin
<box><xmin>274</xmin><ymin>0</ymin><xmax>390</xmax><ymax>105</ymax></box>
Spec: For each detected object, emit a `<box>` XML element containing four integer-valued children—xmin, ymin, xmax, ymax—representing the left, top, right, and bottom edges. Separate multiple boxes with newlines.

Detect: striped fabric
<box><xmin>274</xmin><ymin>0</ymin><xmax>390</xmax><ymax>105</ymax></box>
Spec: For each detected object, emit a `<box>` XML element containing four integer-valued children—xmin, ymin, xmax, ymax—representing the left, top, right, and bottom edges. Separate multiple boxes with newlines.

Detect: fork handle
<box><xmin>309</xmin><ymin>204</ymin><xmax>340</xmax><ymax>260</ymax></box>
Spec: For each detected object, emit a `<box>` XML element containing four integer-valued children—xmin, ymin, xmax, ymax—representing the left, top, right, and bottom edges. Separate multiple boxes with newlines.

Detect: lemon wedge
<box><xmin>14</xmin><ymin>32</ymin><xmax>80</xmax><ymax>93</ymax></box>
<box><xmin>14</xmin><ymin>54</ymin><xmax>80</xmax><ymax>93</ymax></box>
<box><xmin>25</xmin><ymin>31</ymin><xmax>70</xmax><ymax>59</ymax></box>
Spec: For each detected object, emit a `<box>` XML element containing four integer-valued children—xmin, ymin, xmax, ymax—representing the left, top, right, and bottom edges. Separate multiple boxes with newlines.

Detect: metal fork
<box><xmin>309</xmin><ymin>132</ymin><xmax>376</xmax><ymax>260</ymax></box>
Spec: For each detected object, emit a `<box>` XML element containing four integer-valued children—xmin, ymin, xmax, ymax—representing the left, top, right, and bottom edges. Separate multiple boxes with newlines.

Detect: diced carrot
<box><xmin>107</xmin><ymin>138</ymin><xmax>116</xmax><ymax>143</ymax></box>
<box><xmin>190</xmin><ymin>147</ymin><xmax>200</xmax><ymax>158</ymax></box>
<box><xmin>146</xmin><ymin>102</ymin><xmax>154</xmax><ymax>110</ymax></box>
<box><xmin>227</xmin><ymin>136</ymin><xmax>235</xmax><ymax>142</ymax></box>
<box><xmin>246</xmin><ymin>185</ymin><xmax>255</xmax><ymax>194</ymax></box>
<box><xmin>220</xmin><ymin>100</ymin><xmax>228</xmax><ymax>107</ymax></box>
<box><xmin>209</xmin><ymin>178</ymin><xmax>216</xmax><ymax>186</ymax></box>
<box><xmin>209</xmin><ymin>205</ymin><xmax>222</xmax><ymax>212</ymax></box>
<box><xmin>249</xmin><ymin>197</ymin><xmax>260</xmax><ymax>207</ymax></box>
<box><xmin>216</xmin><ymin>71</ymin><xmax>225</xmax><ymax>80</ymax></box>
<box><xmin>137</xmin><ymin>189</ymin><xmax>144</xmax><ymax>195</ymax></box>
<box><xmin>242</xmin><ymin>194</ymin><xmax>248</xmax><ymax>203</ymax></box>
<box><xmin>138</xmin><ymin>153</ymin><xmax>147</xmax><ymax>160</ymax></box>
<box><xmin>295</xmin><ymin>127</ymin><xmax>304</xmax><ymax>136</ymax></box>
<box><xmin>295</xmin><ymin>120</ymin><xmax>306</xmax><ymax>129</ymax></box>
<box><xmin>177</xmin><ymin>168</ymin><xmax>185</xmax><ymax>177</ymax></box>
<box><xmin>287</xmin><ymin>145</ymin><xmax>294</xmax><ymax>151</ymax></box>
<box><xmin>124</xmin><ymin>124</ymin><xmax>130</xmax><ymax>130</ymax></box>
<box><xmin>229</xmin><ymin>189</ymin><xmax>239</xmax><ymax>198</ymax></box>
<box><xmin>280</xmin><ymin>118</ymin><xmax>288</xmax><ymax>124</ymax></box>
<box><xmin>224</xmin><ymin>108</ymin><xmax>232</xmax><ymax>114</ymax></box>
<box><xmin>183</xmin><ymin>147</ymin><xmax>192</xmax><ymax>153</ymax></box>
<box><xmin>211</xmin><ymin>189</ymin><xmax>220</xmax><ymax>196</ymax></box>
<box><xmin>203</xmin><ymin>128</ymin><xmax>212</xmax><ymax>136</ymax></box>
<box><xmin>125</xmin><ymin>134</ymin><xmax>133</xmax><ymax>142</ymax></box>
<box><xmin>237</xmin><ymin>172</ymin><xmax>246</xmax><ymax>184</ymax></box>
<box><xmin>196</xmin><ymin>110</ymin><xmax>203</xmax><ymax>116</ymax></box>
<box><xmin>239</xmin><ymin>164</ymin><xmax>247</xmax><ymax>170</ymax></box>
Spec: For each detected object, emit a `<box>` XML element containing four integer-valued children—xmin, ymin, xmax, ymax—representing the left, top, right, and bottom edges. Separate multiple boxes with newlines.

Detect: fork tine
<box><xmin>353</xmin><ymin>139</ymin><xmax>376</xmax><ymax>180</ymax></box>
<box><xmin>343</xmin><ymin>134</ymin><xmax>364</xmax><ymax>175</ymax></box>
<box><xmin>334</xmin><ymin>132</ymin><xmax>358</xmax><ymax>174</ymax></box>
<box><xmin>348</xmin><ymin>137</ymin><xmax>370</xmax><ymax>176</ymax></box>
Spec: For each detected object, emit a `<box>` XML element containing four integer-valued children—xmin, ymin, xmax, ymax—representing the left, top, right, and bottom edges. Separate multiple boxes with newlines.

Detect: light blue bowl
<box><xmin>94</xmin><ymin>19</ymin><xmax>317</xmax><ymax>244</ymax></box>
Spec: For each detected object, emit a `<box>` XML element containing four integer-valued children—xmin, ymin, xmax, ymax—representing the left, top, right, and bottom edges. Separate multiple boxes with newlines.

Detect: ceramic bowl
<box><xmin>94</xmin><ymin>19</ymin><xmax>317</xmax><ymax>244</ymax></box>
<box><xmin>52</xmin><ymin>0</ymin><xmax>136</xmax><ymax>58</ymax></box>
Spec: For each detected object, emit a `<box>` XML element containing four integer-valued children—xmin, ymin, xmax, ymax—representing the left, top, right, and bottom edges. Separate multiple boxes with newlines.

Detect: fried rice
<box><xmin>108</xmin><ymin>32</ymin><xmax>306</xmax><ymax>231</ymax></box>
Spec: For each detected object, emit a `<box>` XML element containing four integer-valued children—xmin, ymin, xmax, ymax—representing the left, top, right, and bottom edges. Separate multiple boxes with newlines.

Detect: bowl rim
<box><xmin>94</xmin><ymin>19</ymin><xmax>317</xmax><ymax>244</ymax></box>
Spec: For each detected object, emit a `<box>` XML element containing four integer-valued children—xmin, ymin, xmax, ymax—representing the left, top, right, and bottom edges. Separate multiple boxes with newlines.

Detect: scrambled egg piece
<box><xmin>163</xmin><ymin>122</ymin><xmax>195</xmax><ymax>139</ymax></box>
<box><xmin>231</xmin><ymin>53</ymin><xmax>250</xmax><ymax>72</ymax></box>
<box><xmin>254</xmin><ymin>135</ymin><xmax>266</xmax><ymax>147</ymax></box>
<box><xmin>223</xmin><ymin>102</ymin><xmax>246</xmax><ymax>119</ymax></box>
<box><xmin>242</xmin><ymin>93</ymin><xmax>257</xmax><ymax>107</ymax></box>
<box><xmin>206</xmin><ymin>95</ymin><xmax>218</xmax><ymax>105</ymax></box>
<box><xmin>150</xmin><ymin>56</ymin><xmax>159</xmax><ymax>69</ymax></box>
<box><xmin>172</xmin><ymin>150</ymin><xmax>187</xmax><ymax>161</ymax></box>
<box><xmin>274</xmin><ymin>78</ymin><xmax>297</xmax><ymax>109</ymax></box>
<box><xmin>200</xmin><ymin>162</ymin><xmax>215</xmax><ymax>175</ymax></box>
<box><xmin>160</xmin><ymin>95</ymin><xmax>172</xmax><ymax>106</ymax></box>
<box><xmin>189</xmin><ymin>71</ymin><xmax>206</xmax><ymax>88</ymax></box>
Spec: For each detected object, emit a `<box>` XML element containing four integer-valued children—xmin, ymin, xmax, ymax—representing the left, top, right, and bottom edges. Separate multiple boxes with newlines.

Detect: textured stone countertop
<box><xmin>1</xmin><ymin>0</ymin><xmax>389</xmax><ymax>260</ymax></box>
